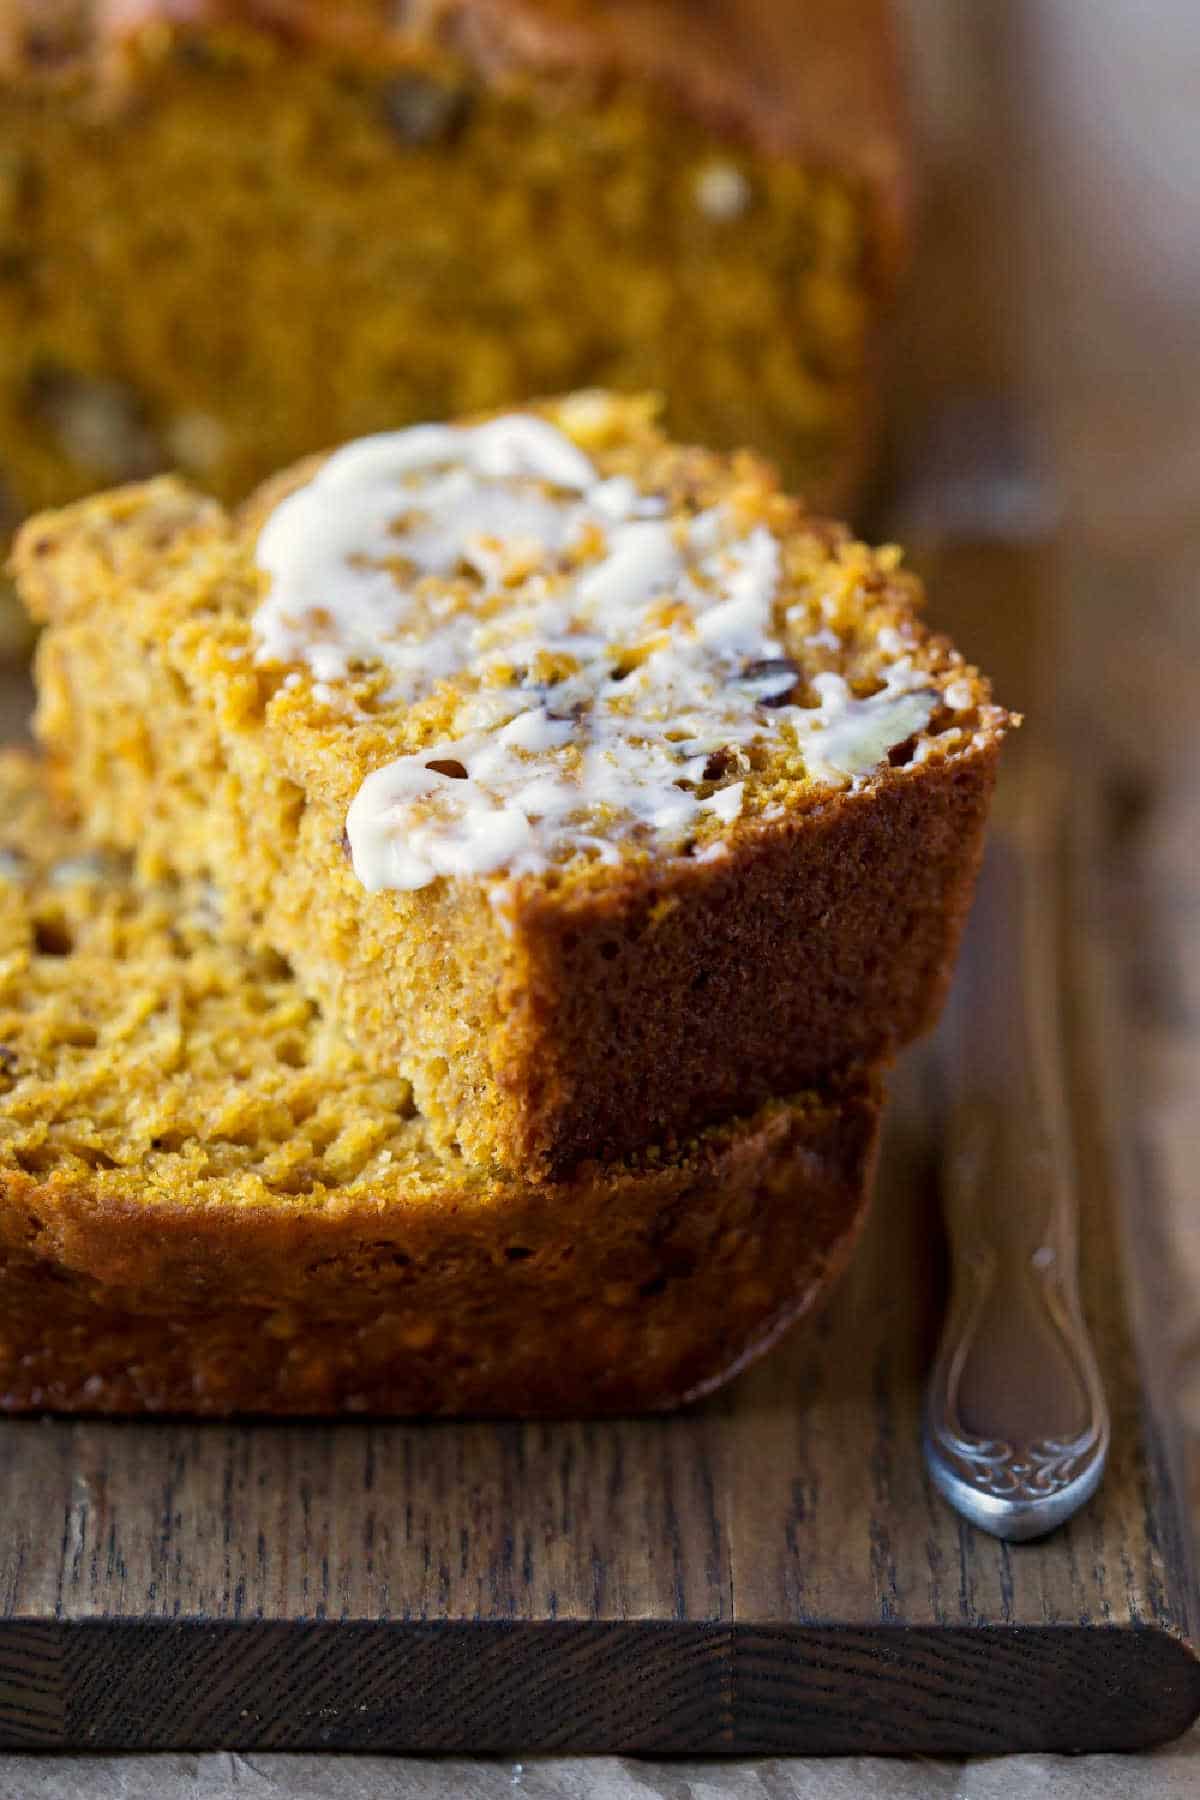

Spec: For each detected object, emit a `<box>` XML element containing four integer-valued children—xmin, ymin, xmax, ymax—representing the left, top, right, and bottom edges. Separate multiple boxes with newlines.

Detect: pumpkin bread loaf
<box><xmin>0</xmin><ymin>0</ymin><xmax>907</xmax><ymax>543</ymax></box>
<box><xmin>0</xmin><ymin>751</ymin><xmax>881</xmax><ymax>1416</ymax></box>
<box><xmin>16</xmin><ymin>392</ymin><xmax>1011</xmax><ymax>1181</ymax></box>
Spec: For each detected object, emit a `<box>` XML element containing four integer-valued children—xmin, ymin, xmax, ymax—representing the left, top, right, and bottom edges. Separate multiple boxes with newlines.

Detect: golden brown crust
<box><xmin>0</xmin><ymin>0</ymin><xmax>910</xmax><ymax>282</ymax></box>
<box><xmin>501</xmin><ymin>740</ymin><xmax>1000</xmax><ymax>1172</ymax></box>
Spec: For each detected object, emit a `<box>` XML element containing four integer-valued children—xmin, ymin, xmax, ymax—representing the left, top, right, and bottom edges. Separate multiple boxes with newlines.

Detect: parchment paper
<box><xmin>0</xmin><ymin>1742</ymin><xmax>1197</xmax><ymax>1800</ymax></box>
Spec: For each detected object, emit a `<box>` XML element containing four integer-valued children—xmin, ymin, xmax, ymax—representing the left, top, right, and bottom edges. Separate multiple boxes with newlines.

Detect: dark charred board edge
<box><xmin>0</xmin><ymin>1620</ymin><xmax>732</xmax><ymax>1754</ymax></box>
<box><xmin>729</xmin><ymin>1623</ymin><xmax>1200</xmax><ymax>1755</ymax></box>
<box><xmin>2</xmin><ymin>1618</ymin><xmax>1199</xmax><ymax>1753</ymax></box>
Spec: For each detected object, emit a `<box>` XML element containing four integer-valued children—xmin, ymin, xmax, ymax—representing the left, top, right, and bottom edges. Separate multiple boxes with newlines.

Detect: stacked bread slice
<box><xmin>1</xmin><ymin>393</ymin><xmax>1010</xmax><ymax>1414</ymax></box>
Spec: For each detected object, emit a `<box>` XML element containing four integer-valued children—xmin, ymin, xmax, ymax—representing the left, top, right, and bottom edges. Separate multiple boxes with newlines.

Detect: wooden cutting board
<box><xmin>1</xmin><ymin>757</ymin><xmax>1198</xmax><ymax>1755</ymax></box>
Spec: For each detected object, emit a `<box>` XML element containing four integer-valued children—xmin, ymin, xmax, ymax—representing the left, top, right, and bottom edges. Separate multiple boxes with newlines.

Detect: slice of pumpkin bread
<box><xmin>0</xmin><ymin>751</ymin><xmax>880</xmax><ymax>1417</ymax></box>
<box><xmin>16</xmin><ymin>392</ymin><xmax>1010</xmax><ymax>1179</ymax></box>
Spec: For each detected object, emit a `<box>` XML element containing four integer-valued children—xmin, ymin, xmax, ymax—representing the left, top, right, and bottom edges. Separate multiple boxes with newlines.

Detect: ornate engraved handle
<box><xmin>923</xmin><ymin>763</ymin><xmax>1109</xmax><ymax>1540</ymax></box>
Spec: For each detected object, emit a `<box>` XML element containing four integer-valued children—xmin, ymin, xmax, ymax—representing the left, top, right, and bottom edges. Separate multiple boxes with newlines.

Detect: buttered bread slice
<box><xmin>17</xmin><ymin>392</ymin><xmax>1010</xmax><ymax>1178</ymax></box>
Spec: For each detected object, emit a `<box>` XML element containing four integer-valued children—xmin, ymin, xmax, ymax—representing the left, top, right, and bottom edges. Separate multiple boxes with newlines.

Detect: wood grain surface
<box><xmin>1</xmin><ymin>654</ymin><xmax>1196</xmax><ymax>1751</ymax></box>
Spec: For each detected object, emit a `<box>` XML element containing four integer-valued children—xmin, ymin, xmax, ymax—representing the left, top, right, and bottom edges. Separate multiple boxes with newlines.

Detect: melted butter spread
<box><xmin>253</xmin><ymin>414</ymin><xmax>938</xmax><ymax>892</ymax></box>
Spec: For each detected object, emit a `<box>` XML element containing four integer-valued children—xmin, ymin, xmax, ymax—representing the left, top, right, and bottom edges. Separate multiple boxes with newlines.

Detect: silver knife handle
<box><xmin>924</xmin><ymin>762</ymin><xmax>1109</xmax><ymax>1541</ymax></box>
